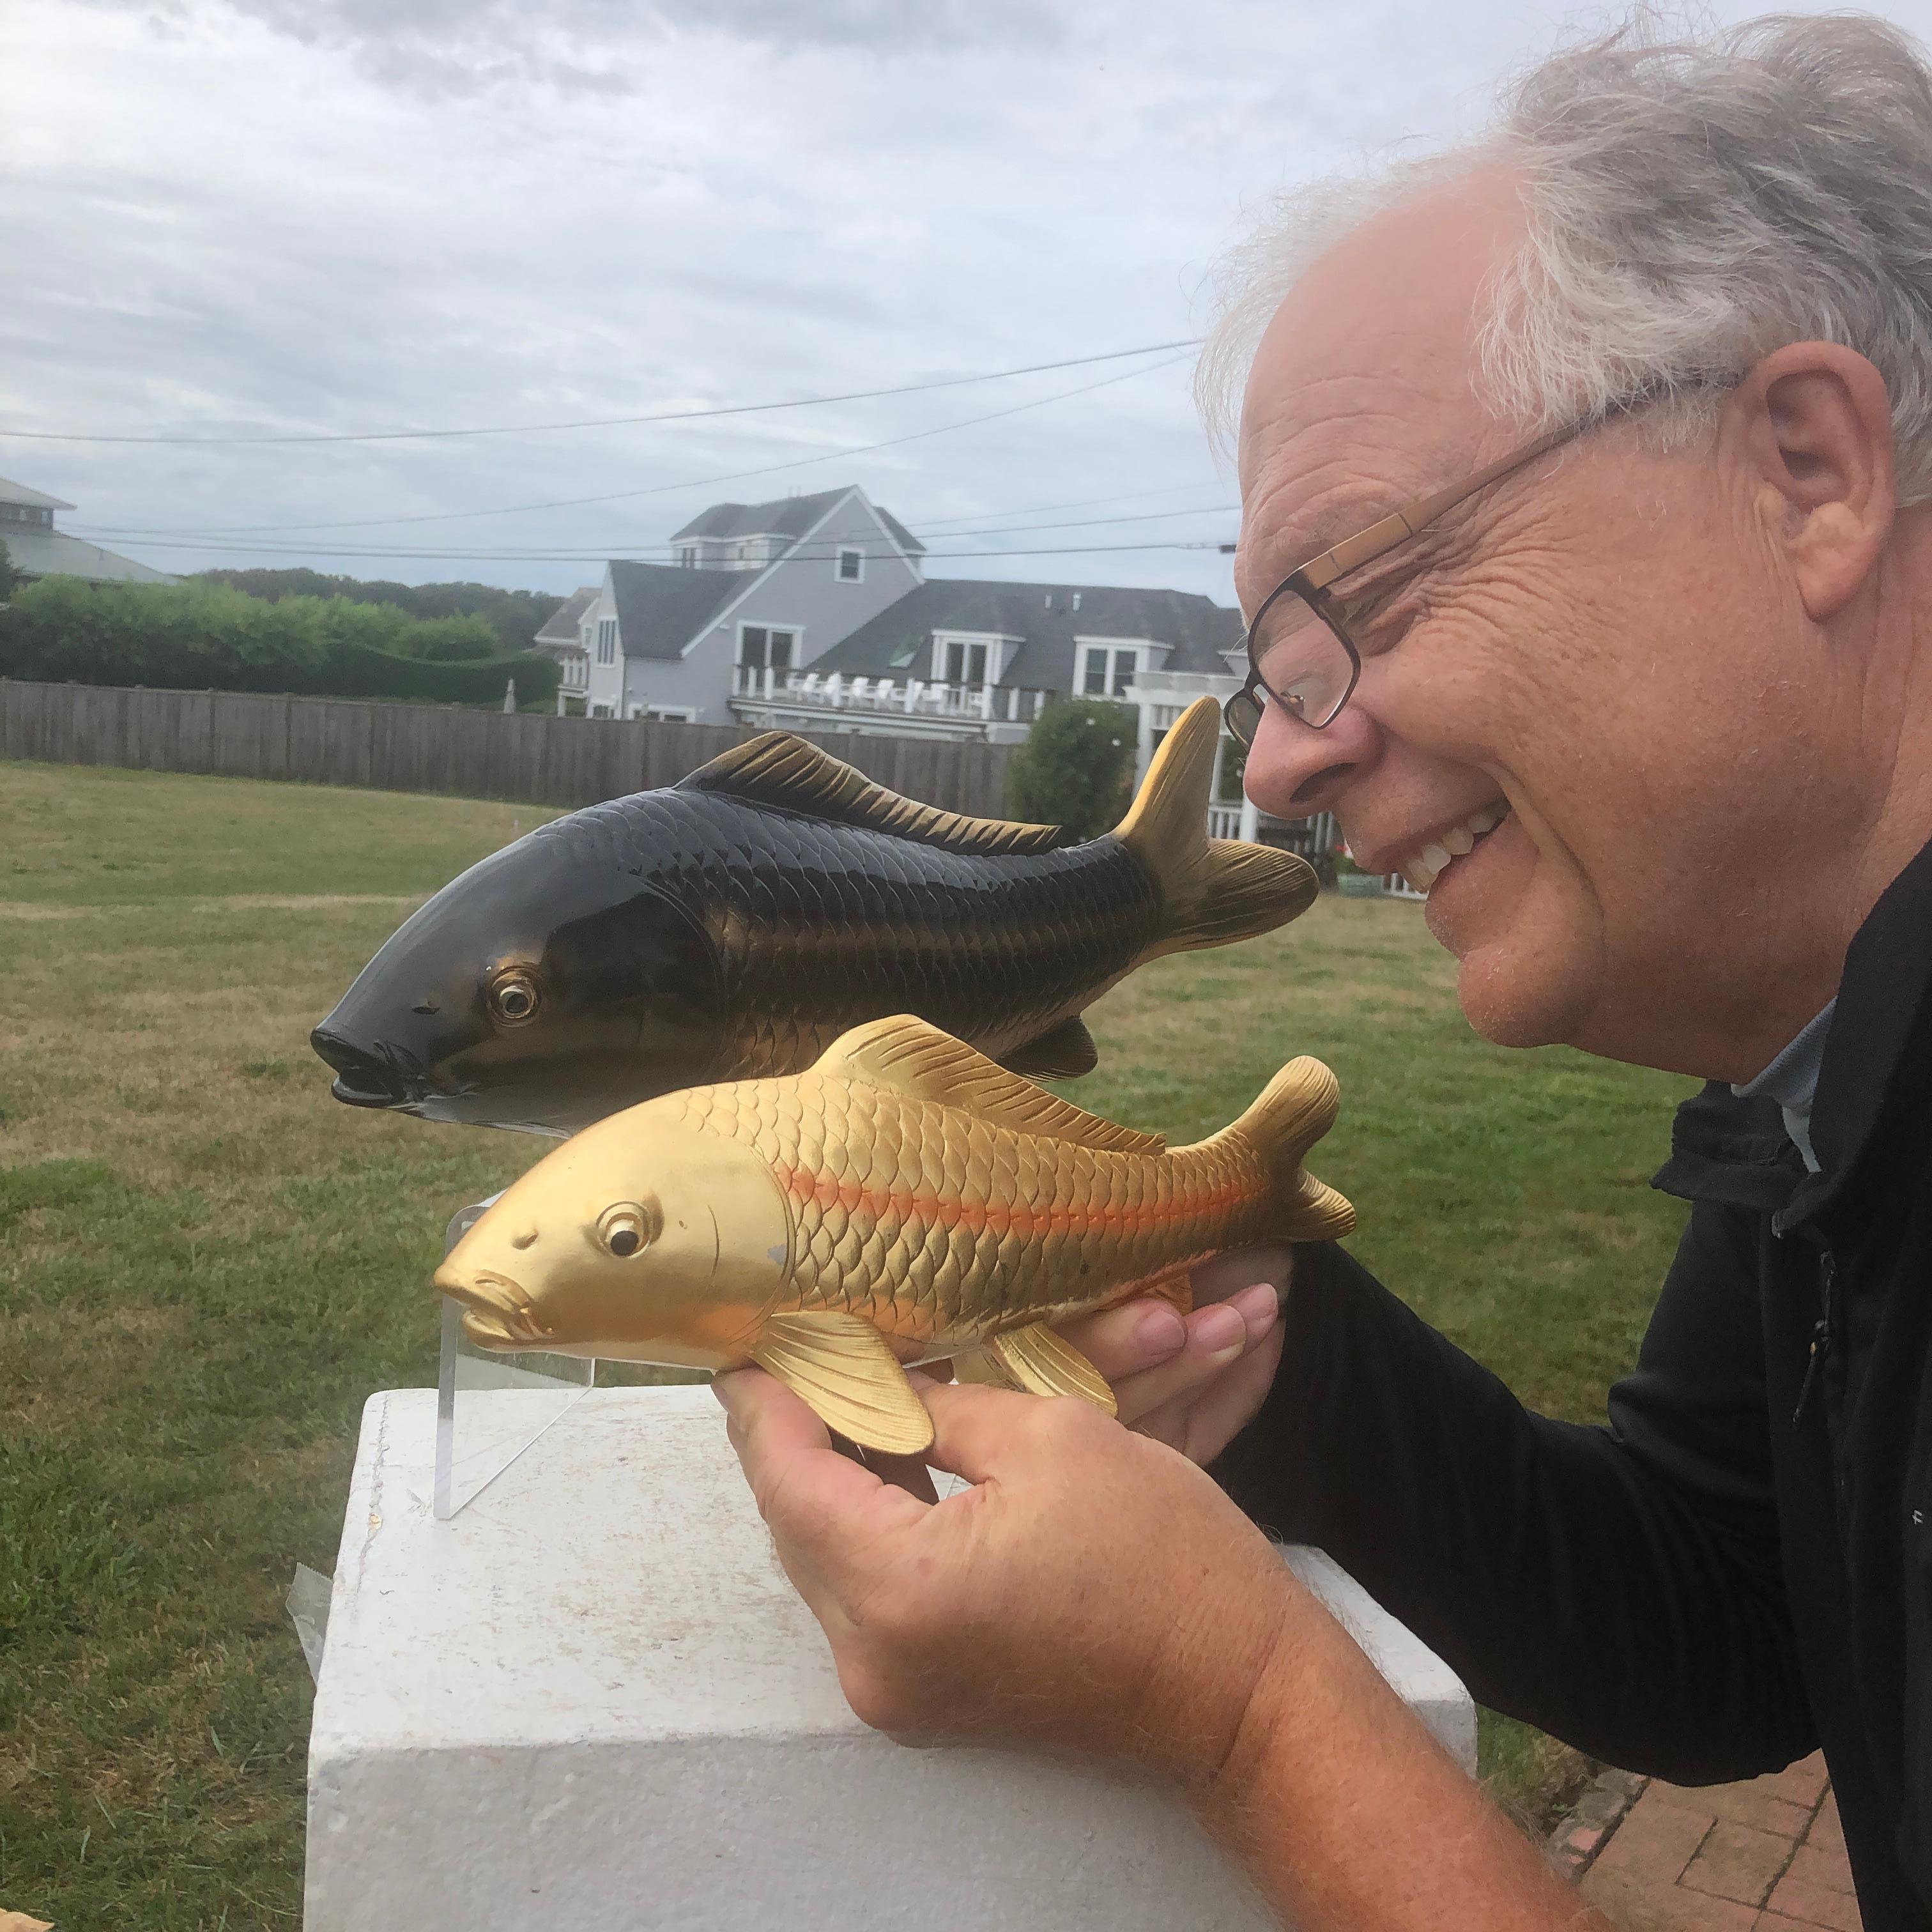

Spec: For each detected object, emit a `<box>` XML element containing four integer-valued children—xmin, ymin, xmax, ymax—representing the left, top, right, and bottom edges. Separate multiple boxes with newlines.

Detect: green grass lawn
<box><xmin>0</xmin><ymin>758</ymin><xmax>1695</xmax><ymax>1928</ymax></box>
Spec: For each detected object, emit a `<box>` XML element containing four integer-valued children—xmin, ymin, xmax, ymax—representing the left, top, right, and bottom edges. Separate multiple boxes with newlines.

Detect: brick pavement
<box><xmin>1570</xmin><ymin>1754</ymin><xmax>1862</xmax><ymax>1929</ymax></box>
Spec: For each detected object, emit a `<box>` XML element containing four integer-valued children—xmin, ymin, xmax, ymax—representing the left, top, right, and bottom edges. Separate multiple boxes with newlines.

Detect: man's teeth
<box><xmin>1400</xmin><ymin>804</ymin><xmax>1508</xmax><ymax>892</ymax></box>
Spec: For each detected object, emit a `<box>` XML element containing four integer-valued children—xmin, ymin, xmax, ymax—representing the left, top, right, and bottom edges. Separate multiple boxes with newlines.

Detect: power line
<box><xmin>81</xmin><ymin>535</ymin><xmax>1232</xmax><ymax>565</ymax></box>
<box><xmin>2</xmin><ymin>339</ymin><xmax>1202</xmax><ymax>448</ymax></box>
<box><xmin>909</xmin><ymin>480</ymin><xmax>1228</xmax><ymax>533</ymax></box>
<box><xmin>72</xmin><ymin>353</ymin><xmax>1195</xmax><ymax>540</ymax></box>
<box><xmin>74</xmin><ymin>498</ymin><xmax>1238</xmax><ymax>559</ymax></box>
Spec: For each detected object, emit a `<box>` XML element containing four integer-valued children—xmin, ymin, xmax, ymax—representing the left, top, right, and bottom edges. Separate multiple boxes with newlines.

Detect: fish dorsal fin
<box><xmin>679</xmin><ymin>732</ymin><xmax>1071</xmax><ymax>855</ymax></box>
<box><xmin>815</xmin><ymin>1016</ymin><xmax>1164</xmax><ymax>1156</ymax></box>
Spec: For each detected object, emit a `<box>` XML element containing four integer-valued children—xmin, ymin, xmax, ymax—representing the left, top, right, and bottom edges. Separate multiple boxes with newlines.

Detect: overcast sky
<box><xmin>8</xmin><ymin>0</ymin><xmax>1932</xmax><ymax>605</ymax></box>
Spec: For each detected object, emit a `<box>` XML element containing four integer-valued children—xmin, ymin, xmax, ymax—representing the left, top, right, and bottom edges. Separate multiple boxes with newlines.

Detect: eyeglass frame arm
<box><xmin>1282</xmin><ymin>425</ymin><xmax>1577</xmax><ymax>597</ymax></box>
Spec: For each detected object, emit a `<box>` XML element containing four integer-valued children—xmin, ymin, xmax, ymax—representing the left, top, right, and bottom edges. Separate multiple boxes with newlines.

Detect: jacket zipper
<box><xmin>1793</xmin><ymin>1248</ymin><xmax>1837</xmax><ymax>1429</ymax></box>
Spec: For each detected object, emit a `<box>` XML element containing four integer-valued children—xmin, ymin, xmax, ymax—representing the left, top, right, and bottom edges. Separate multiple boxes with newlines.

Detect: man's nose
<box><xmin>1242</xmin><ymin>698</ymin><xmax>1382</xmax><ymax>820</ymax></box>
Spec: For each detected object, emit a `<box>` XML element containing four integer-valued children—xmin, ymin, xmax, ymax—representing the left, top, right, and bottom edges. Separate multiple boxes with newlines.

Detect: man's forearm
<box><xmin>1193</xmin><ymin>1590</ymin><xmax>1603</xmax><ymax>1932</ymax></box>
<box><xmin>1215</xmin><ymin>1239</ymin><xmax>1810</xmax><ymax>1779</ymax></box>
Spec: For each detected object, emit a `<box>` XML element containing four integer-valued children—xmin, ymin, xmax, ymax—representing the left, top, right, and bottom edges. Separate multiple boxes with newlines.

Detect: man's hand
<box><xmin>715</xmin><ymin>1366</ymin><xmax>1299</xmax><ymax>1781</ymax></box>
<box><xmin>1055</xmin><ymin>1245</ymin><xmax>1291</xmax><ymax>1464</ymax></box>
<box><xmin>716</xmin><ymin>1360</ymin><xmax>1608</xmax><ymax>1932</ymax></box>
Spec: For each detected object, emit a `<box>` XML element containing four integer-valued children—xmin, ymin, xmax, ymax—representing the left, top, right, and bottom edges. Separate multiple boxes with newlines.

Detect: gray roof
<box><xmin>670</xmin><ymin>486</ymin><xmax>925</xmax><ymax>555</ymax></box>
<box><xmin>0</xmin><ymin>475</ymin><xmax>75</xmax><ymax>512</ymax></box>
<box><xmin>810</xmin><ymin>579</ymin><xmax>1243</xmax><ymax>694</ymax></box>
<box><xmin>671</xmin><ymin>488</ymin><xmax>850</xmax><ymax>544</ymax></box>
<box><xmin>533</xmin><ymin>585</ymin><xmax>597</xmax><ymax>647</ymax></box>
<box><xmin>611</xmin><ymin>562</ymin><xmax>749</xmax><ymax>660</ymax></box>
<box><xmin>0</xmin><ymin>526</ymin><xmax>174</xmax><ymax>585</ymax></box>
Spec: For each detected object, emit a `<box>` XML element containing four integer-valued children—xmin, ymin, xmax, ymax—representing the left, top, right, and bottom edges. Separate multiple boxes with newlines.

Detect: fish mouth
<box><xmin>310</xmin><ymin>1026</ymin><xmax>436</xmax><ymax>1109</ymax></box>
<box><xmin>433</xmin><ymin>1267</ymin><xmax>553</xmax><ymax>1349</ymax></box>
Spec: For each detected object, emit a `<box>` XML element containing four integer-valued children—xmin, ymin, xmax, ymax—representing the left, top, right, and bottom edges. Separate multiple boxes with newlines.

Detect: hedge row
<box><xmin>0</xmin><ymin>574</ymin><xmax>562</xmax><ymax>707</ymax></box>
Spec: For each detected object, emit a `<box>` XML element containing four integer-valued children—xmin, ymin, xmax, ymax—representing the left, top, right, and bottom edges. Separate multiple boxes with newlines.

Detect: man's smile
<box><xmin>1354</xmin><ymin>799</ymin><xmax>1512</xmax><ymax>894</ymax></box>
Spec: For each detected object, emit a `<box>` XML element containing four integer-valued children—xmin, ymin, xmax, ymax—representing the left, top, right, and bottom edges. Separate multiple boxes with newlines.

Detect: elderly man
<box><xmin>716</xmin><ymin>14</ymin><xmax>1932</xmax><ymax>1929</ymax></box>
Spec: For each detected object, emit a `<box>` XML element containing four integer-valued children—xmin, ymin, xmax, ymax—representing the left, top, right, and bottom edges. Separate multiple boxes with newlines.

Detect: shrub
<box><xmin>1004</xmin><ymin>696</ymin><xmax>1136</xmax><ymax>839</ymax></box>
<box><xmin>0</xmin><ymin>576</ymin><xmax>559</xmax><ymax>706</ymax></box>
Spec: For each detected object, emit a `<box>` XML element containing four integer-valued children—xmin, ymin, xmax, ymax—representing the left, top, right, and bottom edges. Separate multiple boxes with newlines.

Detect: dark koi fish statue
<box><xmin>310</xmin><ymin>697</ymin><xmax>1314</xmax><ymax>1135</ymax></box>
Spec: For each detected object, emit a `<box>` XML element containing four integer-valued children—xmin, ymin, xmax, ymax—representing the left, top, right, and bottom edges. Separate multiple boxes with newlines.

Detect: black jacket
<box><xmin>1215</xmin><ymin>837</ymin><xmax>1932</xmax><ymax>1929</ymax></box>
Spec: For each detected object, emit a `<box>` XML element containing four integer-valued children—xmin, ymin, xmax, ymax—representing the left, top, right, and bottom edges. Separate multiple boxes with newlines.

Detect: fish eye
<box><xmin>597</xmin><ymin>1201</ymin><xmax>660</xmax><ymax>1259</ymax></box>
<box><xmin>487</xmin><ymin>969</ymin><xmax>541</xmax><ymax>1027</ymax></box>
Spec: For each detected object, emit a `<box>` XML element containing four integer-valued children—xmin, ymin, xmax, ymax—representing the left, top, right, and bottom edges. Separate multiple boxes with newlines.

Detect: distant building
<box><xmin>531</xmin><ymin>585</ymin><xmax>597</xmax><ymax>701</ymax></box>
<box><xmin>0</xmin><ymin>477</ymin><xmax>176</xmax><ymax>585</ymax></box>
<box><xmin>579</xmin><ymin>482</ymin><xmax>1246</xmax><ymax>757</ymax></box>
<box><xmin>579</xmin><ymin>485</ymin><xmax>924</xmax><ymax>724</ymax></box>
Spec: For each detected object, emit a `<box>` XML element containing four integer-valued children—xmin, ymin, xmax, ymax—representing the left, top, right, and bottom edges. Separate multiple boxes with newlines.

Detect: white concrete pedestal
<box><xmin>305</xmin><ymin>1386</ymin><xmax>1472</xmax><ymax>1931</ymax></box>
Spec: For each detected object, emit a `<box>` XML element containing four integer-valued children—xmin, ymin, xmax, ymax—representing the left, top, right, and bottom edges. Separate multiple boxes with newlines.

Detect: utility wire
<box><xmin>84</xmin><ymin>535</ymin><xmax>1232</xmax><ymax>565</ymax></box>
<box><xmin>75</xmin><ymin>499</ymin><xmax>1238</xmax><ymax>560</ymax></box>
<box><xmin>3</xmin><ymin>339</ymin><xmax>1202</xmax><ymax>448</ymax></box>
<box><xmin>73</xmin><ymin>353</ymin><xmax>1194</xmax><ymax>540</ymax></box>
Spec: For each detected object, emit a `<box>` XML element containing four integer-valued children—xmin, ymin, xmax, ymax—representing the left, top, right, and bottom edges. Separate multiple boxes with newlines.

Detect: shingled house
<box><xmin>0</xmin><ymin>475</ymin><xmax>175</xmax><ymax>585</ymax></box>
<box><xmin>578</xmin><ymin>485</ymin><xmax>924</xmax><ymax>723</ymax></box>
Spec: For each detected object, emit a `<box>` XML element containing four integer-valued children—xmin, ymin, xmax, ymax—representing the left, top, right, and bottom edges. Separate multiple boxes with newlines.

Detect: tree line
<box><xmin>0</xmin><ymin>543</ymin><xmax>565</xmax><ymax>707</ymax></box>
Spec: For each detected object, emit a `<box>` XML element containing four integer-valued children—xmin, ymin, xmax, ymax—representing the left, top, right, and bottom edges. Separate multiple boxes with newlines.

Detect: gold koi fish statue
<box><xmin>435</xmin><ymin>1015</ymin><xmax>1354</xmax><ymax>1455</ymax></box>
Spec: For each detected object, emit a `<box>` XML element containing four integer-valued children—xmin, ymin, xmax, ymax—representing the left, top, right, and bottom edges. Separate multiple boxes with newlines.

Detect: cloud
<box><xmin>88</xmin><ymin>0</ymin><xmax>1066</xmax><ymax>102</ymax></box>
<box><xmin>10</xmin><ymin>0</ymin><xmax>1896</xmax><ymax>601</ymax></box>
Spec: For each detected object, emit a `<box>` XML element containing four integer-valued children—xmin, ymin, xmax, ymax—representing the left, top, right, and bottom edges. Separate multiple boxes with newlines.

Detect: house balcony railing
<box><xmin>730</xmin><ymin>663</ymin><xmax>1055</xmax><ymax>725</ymax></box>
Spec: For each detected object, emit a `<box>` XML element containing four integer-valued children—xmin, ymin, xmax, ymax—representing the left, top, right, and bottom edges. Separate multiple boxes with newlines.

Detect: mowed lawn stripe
<box><xmin>0</xmin><ymin>758</ymin><xmax>1693</xmax><ymax>1926</ymax></box>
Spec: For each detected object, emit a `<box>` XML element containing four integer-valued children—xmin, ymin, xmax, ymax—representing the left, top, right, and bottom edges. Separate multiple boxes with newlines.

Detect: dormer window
<box><xmin>837</xmin><ymin>548</ymin><xmax>863</xmax><ymax>583</ymax></box>
<box><xmin>676</xmin><ymin>546</ymin><xmax>696</xmax><ymax>568</ymax></box>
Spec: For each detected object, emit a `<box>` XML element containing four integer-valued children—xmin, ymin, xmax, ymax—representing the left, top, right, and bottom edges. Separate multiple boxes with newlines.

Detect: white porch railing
<box><xmin>730</xmin><ymin>664</ymin><xmax>1054</xmax><ymax>724</ymax></box>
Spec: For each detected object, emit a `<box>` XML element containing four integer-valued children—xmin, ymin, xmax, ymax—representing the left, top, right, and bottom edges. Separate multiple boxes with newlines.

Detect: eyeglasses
<box><xmin>1224</xmin><ymin>420</ymin><xmax>1585</xmax><ymax>749</ymax></box>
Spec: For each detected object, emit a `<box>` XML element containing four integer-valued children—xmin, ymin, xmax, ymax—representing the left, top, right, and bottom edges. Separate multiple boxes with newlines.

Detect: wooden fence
<box><xmin>0</xmin><ymin>680</ymin><xmax>1017</xmax><ymax>818</ymax></box>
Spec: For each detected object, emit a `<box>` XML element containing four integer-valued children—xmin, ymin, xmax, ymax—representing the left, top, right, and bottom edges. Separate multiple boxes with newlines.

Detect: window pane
<box><xmin>743</xmin><ymin>626</ymin><xmax>767</xmax><ymax>668</ymax></box>
<box><xmin>946</xmin><ymin>640</ymin><xmax>966</xmax><ymax>682</ymax></box>
<box><xmin>1112</xmin><ymin>653</ymin><xmax>1132</xmax><ymax>696</ymax></box>
<box><xmin>1082</xmin><ymin>651</ymin><xmax>1106</xmax><ymax>694</ymax></box>
<box><xmin>968</xmin><ymin>643</ymin><xmax>988</xmax><ymax>684</ymax></box>
<box><xmin>769</xmin><ymin>631</ymin><xmax>794</xmax><ymax>670</ymax></box>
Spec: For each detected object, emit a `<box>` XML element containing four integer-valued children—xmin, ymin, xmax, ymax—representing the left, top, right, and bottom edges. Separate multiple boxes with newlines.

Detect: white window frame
<box><xmin>634</xmin><ymin>704</ymin><xmax>696</xmax><ymax>723</ymax></box>
<box><xmin>1075</xmin><ymin>639</ymin><xmax>1156</xmax><ymax>700</ymax></box>
<box><xmin>590</xmin><ymin>702</ymin><xmax>615</xmax><ymax>719</ymax></box>
<box><xmin>595</xmin><ymin>617</ymin><xmax>617</xmax><ymax>666</ymax></box>
<box><xmin>931</xmin><ymin>631</ymin><xmax>1009</xmax><ymax>687</ymax></box>
<box><xmin>675</xmin><ymin>545</ymin><xmax>696</xmax><ymax>568</ymax></box>
<box><xmin>836</xmin><ymin>546</ymin><xmax>864</xmax><ymax>583</ymax></box>
<box><xmin>735</xmin><ymin>621</ymin><xmax>801</xmax><ymax>671</ymax></box>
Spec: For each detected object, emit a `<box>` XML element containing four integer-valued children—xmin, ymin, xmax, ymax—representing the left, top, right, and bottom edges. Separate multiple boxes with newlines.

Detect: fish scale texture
<box><xmin>540</xmin><ymin>792</ymin><xmax>1159</xmax><ymax>1078</ymax></box>
<box><xmin>674</xmin><ymin>1073</ymin><xmax>1275</xmax><ymax>1345</ymax></box>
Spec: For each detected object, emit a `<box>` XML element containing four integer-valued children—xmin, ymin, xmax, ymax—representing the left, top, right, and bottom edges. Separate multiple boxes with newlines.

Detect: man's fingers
<box><xmin>859</xmin><ymin>1446</ymin><xmax>940</xmax><ymax>1503</ymax></box>
<box><xmin>1058</xmin><ymin>1296</ymin><xmax>1188</xmax><ymax>1384</ymax></box>
<box><xmin>713</xmin><ymin>1367</ymin><xmax>910</xmax><ymax>1535</ymax></box>
<box><xmin>1112</xmin><ymin>1282</ymin><xmax>1280</xmax><ymax>1427</ymax></box>
<box><xmin>1134</xmin><ymin>1322</ymin><xmax>1285</xmax><ymax>1463</ymax></box>
<box><xmin>916</xmin><ymin>1377</ymin><xmax>1054</xmax><ymax>1485</ymax></box>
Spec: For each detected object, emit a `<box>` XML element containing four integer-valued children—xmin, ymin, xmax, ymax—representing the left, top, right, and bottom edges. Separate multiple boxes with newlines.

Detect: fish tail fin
<box><xmin>1115</xmin><ymin>698</ymin><xmax>1317</xmax><ymax>961</ymax></box>
<box><xmin>1218</xmin><ymin>1056</ymin><xmax>1356</xmax><ymax>1242</ymax></box>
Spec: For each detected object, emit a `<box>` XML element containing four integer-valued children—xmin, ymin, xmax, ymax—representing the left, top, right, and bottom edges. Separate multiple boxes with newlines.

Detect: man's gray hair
<box><xmin>1198</xmin><ymin>12</ymin><xmax>1932</xmax><ymax>502</ymax></box>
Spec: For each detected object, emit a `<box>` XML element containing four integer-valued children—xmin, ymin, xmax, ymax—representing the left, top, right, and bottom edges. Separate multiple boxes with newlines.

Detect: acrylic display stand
<box><xmin>434</xmin><ymin>1195</ymin><xmax>595</xmax><ymax>1519</ymax></box>
<box><xmin>307</xmin><ymin>1384</ymin><xmax>1475</xmax><ymax>1932</ymax></box>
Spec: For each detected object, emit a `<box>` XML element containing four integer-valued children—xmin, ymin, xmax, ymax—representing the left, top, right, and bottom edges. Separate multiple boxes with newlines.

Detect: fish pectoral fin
<box><xmin>749</xmin><ymin>1311</ymin><xmax>935</xmax><ymax>1456</ymax></box>
<box><xmin>998</xmin><ymin>1015</ymin><xmax>1099</xmax><ymax>1080</ymax></box>
<box><xmin>949</xmin><ymin>1344</ymin><xmax>1024</xmax><ymax>1392</ymax></box>
<box><xmin>987</xmin><ymin>1324</ymin><xmax>1117</xmax><ymax>1416</ymax></box>
<box><xmin>818</xmin><ymin>1016</ymin><xmax>1162</xmax><ymax>1156</ymax></box>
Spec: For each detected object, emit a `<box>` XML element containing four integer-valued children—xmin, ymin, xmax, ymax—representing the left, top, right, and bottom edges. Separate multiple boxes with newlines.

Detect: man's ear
<box><xmin>1728</xmin><ymin>342</ymin><xmax>1897</xmax><ymax>622</ymax></box>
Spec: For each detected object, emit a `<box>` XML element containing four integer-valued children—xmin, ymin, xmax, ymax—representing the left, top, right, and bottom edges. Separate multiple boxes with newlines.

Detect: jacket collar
<box><xmin>1779</xmin><ymin>832</ymin><xmax>1932</xmax><ymax>1231</ymax></box>
<box><xmin>1652</xmin><ymin>832</ymin><xmax>1932</xmax><ymax>1229</ymax></box>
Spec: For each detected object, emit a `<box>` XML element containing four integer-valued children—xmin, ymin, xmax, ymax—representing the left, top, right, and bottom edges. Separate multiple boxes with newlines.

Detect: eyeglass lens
<box><xmin>1232</xmin><ymin>591</ymin><xmax>1356</xmax><ymax>743</ymax></box>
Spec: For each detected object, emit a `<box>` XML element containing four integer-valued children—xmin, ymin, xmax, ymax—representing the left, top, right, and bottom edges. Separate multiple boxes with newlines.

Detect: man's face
<box><xmin>1235</xmin><ymin>172</ymin><xmax>1866</xmax><ymax>1076</ymax></box>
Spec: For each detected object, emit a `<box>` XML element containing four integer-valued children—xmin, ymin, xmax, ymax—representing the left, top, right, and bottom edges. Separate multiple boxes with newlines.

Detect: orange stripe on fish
<box><xmin>771</xmin><ymin>1160</ymin><xmax>1251</xmax><ymax>1238</ymax></box>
